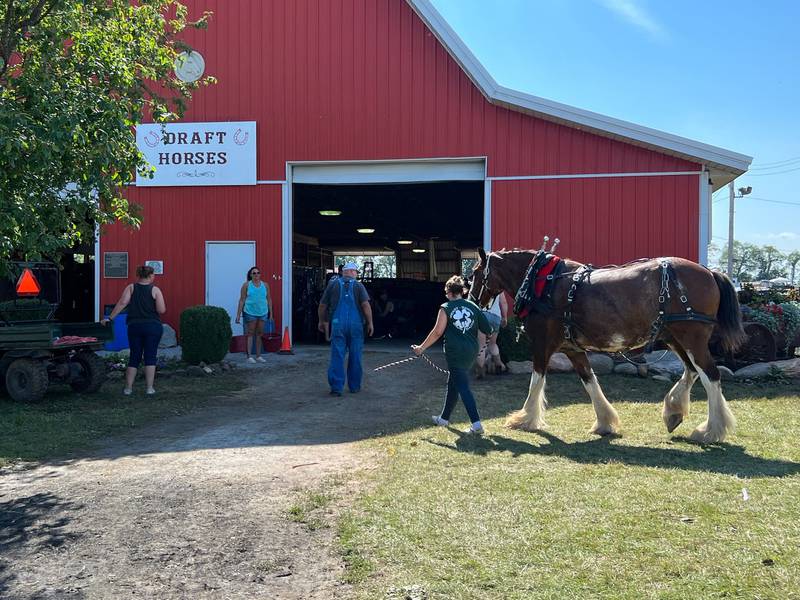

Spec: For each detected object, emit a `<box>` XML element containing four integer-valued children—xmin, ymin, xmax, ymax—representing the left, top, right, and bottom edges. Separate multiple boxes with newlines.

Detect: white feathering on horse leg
<box><xmin>662</xmin><ymin>369</ymin><xmax>697</xmax><ymax>433</ymax></box>
<box><xmin>506</xmin><ymin>371</ymin><xmax>547</xmax><ymax>431</ymax></box>
<box><xmin>686</xmin><ymin>351</ymin><xmax>736</xmax><ymax>443</ymax></box>
<box><xmin>582</xmin><ymin>373</ymin><xmax>620</xmax><ymax>436</ymax></box>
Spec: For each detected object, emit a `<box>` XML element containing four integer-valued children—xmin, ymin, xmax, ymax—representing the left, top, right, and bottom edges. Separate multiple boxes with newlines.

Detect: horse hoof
<box><xmin>666</xmin><ymin>413</ymin><xmax>684</xmax><ymax>433</ymax></box>
<box><xmin>504</xmin><ymin>411</ymin><xmax>545</xmax><ymax>432</ymax></box>
<box><xmin>590</xmin><ymin>423</ymin><xmax>618</xmax><ymax>436</ymax></box>
<box><xmin>690</xmin><ymin>427</ymin><xmax>726</xmax><ymax>444</ymax></box>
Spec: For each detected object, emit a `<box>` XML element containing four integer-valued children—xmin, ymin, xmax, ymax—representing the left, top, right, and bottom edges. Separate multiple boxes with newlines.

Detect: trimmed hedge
<box><xmin>180</xmin><ymin>305</ymin><xmax>232</xmax><ymax>365</ymax></box>
<box><xmin>497</xmin><ymin>316</ymin><xmax>532</xmax><ymax>363</ymax></box>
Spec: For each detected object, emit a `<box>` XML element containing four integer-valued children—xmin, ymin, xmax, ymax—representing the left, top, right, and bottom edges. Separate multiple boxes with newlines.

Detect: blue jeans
<box><xmin>440</xmin><ymin>367</ymin><xmax>481</xmax><ymax>423</ymax></box>
<box><xmin>128</xmin><ymin>321</ymin><xmax>163</xmax><ymax>368</ymax></box>
<box><xmin>328</xmin><ymin>322</ymin><xmax>364</xmax><ymax>393</ymax></box>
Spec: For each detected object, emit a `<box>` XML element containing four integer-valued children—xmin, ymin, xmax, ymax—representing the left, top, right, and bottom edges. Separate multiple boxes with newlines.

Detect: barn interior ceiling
<box><xmin>293</xmin><ymin>182</ymin><xmax>483</xmax><ymax>250</ymax></box>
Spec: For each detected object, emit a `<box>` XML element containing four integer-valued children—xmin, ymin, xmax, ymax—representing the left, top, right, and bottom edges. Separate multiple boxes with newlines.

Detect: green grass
<box><xmin>342</xmin><ymin>374</ymin><xmax>800</xmax><ymax>599</ymax></box>
<box><xmin>0</xmin><ymin>372</ymin><xmax>246</xmax><ymax>467</ymax></box>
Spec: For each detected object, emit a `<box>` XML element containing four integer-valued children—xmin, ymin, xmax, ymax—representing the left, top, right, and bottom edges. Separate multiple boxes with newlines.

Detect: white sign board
<box><xmin>136</xmin><ymin>121</ymin><xmax>256</xmax><ymax>186</ymax></box>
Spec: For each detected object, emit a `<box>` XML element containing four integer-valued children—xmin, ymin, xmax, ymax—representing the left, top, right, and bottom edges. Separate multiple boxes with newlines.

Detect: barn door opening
<box><xmin>291</xmin><ymin>179</ymin><xmax>484</xmax><ymax>345</ymax></box>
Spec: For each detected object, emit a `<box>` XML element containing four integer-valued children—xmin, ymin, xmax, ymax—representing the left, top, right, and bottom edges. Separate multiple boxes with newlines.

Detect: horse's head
<box><xmin>469</xmin><ymin>248</ymin><xmax>503</xmax><ymax>308</ymax></box>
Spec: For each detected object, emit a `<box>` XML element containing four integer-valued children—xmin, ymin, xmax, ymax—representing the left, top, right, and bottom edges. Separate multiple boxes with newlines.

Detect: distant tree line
<box><xmin>709</xmin><ymin>242</ymin><xmax>800</xmax><ymax>284</ymax></box>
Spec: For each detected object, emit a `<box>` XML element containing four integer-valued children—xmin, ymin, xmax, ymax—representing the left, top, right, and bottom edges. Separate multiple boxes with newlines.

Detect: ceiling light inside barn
<box><xmin>397</xmin><ymin>239</ymin><xmax>413</xmax><ymax>245</ymax></box>
<box><xmin>357</xmin><ymin>228</ymin><xmax>375</xmax><ymax>234</ymax></box>
<box><xmin>319</xmin><ymin>210</ymin><xmax>342</xmax><ymax>216</ymax></box>
<box><xmin>412</xmin><ymin>248</ymin><xmax>426</xmax><ymax>253</ymax></box>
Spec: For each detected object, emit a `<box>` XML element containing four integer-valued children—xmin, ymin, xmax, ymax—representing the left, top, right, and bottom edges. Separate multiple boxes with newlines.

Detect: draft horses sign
<box><xmin>135</xmin><ymin>121</ymin><xmax>257</xmax><ymax>186</ymax></box>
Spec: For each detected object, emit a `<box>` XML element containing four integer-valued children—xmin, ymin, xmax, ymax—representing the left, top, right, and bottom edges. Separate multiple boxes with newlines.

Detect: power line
<box><xmin>745</xmin><ymin>165</ymin><xmax>800</xmax><ymax>176</ymax></box>
<box><xmin>750</xmin><ymin>155</ymin><xmax>800</xmax><ymax>168</ymax></box>
<box><xmin>746</xmin><ymin>196</ymin><xmax>800</xmax><ymax>207</ymax></box>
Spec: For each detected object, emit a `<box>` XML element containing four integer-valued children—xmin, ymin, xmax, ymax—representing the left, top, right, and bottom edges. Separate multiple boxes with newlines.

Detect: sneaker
<box><xmin>329</xmin><ymin>390</ymin><xmax>342</xmax><ymax>397</ymax></box>
<box><xmin>247</xmin><ymin>357</ymin><xmax>256</xmax><ymax>364</ymax></box>
<box><xmin>431</xmin><ymin>415</ymin><xmax>449</xmax><ymax>427</ymax></box>
<box><xmin>465</xmin><ymin>423</ymin><xmax>484</xmax><ymax>435</ymax></box>
<box><xmin>256</xmin><ymin>356</ymin><xmax>266</xmax><ymax>363</ymax></box>
<box><xmin>123</xmin><ymin>388</ymin><xmax>133</xmax><ymax>396</ymax></box>
<box><xmin>146</xmin><ymin>388</ymin><xmax>156</xmax><ymax>395</ymax></box>
<box><xmin>349</xmin><ymin>388</ymin><xmax>360</xmax><ymax>394</ymax></box>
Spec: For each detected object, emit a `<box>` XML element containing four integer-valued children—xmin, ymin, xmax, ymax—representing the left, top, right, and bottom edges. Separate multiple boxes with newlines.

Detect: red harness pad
<box><xmin>534</xmin><ymin>256</ymin><xmax>561</xmax><ymax>297</ymax></box>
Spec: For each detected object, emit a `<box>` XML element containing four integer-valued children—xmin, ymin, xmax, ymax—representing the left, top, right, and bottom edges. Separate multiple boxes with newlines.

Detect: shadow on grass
<box><xmin>0</xmin><ymin>492</ymin><xmax>84</xmax><ymax>597</ymax></box>
<box><xmin>425</xmin><ymin>430</ymin><xmax>800</xmax><ymax>478</ymax></box>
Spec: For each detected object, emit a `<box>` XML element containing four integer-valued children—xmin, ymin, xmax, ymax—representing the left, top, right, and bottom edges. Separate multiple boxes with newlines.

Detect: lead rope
<box><xmin>372</xmin><ymin>353</ymin><xmax>450</xmax><ymax>375</ymax></box>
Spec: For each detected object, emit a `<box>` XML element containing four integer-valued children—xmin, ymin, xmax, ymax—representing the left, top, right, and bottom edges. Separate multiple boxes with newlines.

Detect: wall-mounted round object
<box><xmin>174</xmin><ymin>51</ymin><xmax>205</xmax><ymax>82</ymax></box>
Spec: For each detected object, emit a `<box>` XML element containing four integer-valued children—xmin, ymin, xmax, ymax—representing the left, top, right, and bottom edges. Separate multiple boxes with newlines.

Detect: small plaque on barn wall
<box><xmin>145</xmin><ymin>260</ymin><xmax>164</xmax><ymax>275</ymax></box>
<box><xmin>104</xmin><ymin>252</ymin><xmax>129</xmax><ymax>279</ymax></box>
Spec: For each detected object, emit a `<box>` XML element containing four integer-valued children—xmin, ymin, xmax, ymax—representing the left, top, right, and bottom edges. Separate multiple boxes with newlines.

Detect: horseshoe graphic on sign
<box><xmin>233</xmin><ymin>128</ymin><xmax>249</xmax><ymax>146</ymax></box>
<box><xmin>143</xmin><ymin>130</ymin><xmax>160</xmax><ymax>148</ymax></box>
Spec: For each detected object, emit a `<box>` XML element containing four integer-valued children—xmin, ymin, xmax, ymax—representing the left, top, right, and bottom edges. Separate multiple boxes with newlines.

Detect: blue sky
<box><xmin>430</xmin><ymin>0</ymin><xmax>800</xmax><ymax>255</ymax></box>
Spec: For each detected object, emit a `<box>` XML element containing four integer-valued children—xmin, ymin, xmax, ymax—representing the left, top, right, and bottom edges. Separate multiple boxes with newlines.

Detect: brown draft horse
<box><xmin>470</xmin><ymin>248</ymin><xmax>745</xmax><ymax>443</ymax></box>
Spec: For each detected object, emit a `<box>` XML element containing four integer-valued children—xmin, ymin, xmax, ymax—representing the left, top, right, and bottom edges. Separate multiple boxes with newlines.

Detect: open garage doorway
<box><xmin>291</xmin><ymin>178</ymin><xmax>485</xmax><ymax>345</ymax></box>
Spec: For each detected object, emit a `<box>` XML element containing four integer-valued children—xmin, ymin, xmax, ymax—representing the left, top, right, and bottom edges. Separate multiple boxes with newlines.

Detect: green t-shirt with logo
<box><xmin>441</xmin><ymin>298</ymin><xmax>492</xmax><ymax>369</ymax></box>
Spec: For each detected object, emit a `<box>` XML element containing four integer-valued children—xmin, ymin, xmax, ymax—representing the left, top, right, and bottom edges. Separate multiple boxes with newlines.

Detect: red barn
<box><xmin>97</xmin><ymin>0</ymin><xmax>751</xmax><ymax>343</ymax></box>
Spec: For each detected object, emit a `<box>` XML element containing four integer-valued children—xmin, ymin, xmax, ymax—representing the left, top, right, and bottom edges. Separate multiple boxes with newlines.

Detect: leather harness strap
<box><xmin>558</xmin><ymin>258</ymin><xmax>716</xmax><ymax>353</ymax></box>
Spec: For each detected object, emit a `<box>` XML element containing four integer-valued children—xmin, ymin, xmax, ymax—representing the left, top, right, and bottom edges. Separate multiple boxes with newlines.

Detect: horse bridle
<box><xmin>471</xmin><ymin>254</ymin><xmax>498</xmax><ymax>307</ymax></box>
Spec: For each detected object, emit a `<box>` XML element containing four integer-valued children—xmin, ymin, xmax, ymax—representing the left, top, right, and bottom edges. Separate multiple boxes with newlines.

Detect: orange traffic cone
<box><xmin>278</xmin><ymin>326</ymin><xmax>294</xmax><ymax>355</ymax></box>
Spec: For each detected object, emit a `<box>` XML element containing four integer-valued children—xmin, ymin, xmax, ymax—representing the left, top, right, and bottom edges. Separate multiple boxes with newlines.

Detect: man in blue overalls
<box><xmin>318</xmin><ymin>262</ymin><xmax>374</xmax><ymax>396</ymax></box>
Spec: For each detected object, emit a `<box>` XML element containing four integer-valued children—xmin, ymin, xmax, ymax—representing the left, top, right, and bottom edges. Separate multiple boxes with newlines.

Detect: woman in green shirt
<box><xmin>412</xmin><ymin>275</ymin><xmax>492</xmax><ymax>434</ymax></box>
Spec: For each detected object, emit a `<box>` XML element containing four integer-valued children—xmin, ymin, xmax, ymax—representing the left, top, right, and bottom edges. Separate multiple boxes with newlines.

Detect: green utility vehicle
<box><xmin>0</xmin><ymin>262</ymin><xmax>112</xmax><ymax>402</ymax></box>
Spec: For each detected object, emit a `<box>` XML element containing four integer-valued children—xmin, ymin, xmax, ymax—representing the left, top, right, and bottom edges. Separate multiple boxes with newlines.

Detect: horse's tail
<box><xmin>713</xmin><ymin>271</ymin><xmax>746</xmax><ymax>353</ymax></box>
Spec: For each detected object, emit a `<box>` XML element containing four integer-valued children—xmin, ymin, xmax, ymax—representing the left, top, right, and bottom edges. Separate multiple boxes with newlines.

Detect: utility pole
<box><xmin>726</xmin><ymin>183</ymin><xmax>752</xmax><ymax>279</ymax></box>
<box><xmin>727</xmin><ymin>182</ymin><xmax>735</xmax><ymax>278</ymax></box>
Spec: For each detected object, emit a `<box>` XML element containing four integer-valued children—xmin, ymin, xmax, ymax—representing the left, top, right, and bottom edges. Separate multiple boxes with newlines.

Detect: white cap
<box><xmin>343</xmin><ymin>261</ymin><xmax>359</xmax><ymax>271</ymax></box>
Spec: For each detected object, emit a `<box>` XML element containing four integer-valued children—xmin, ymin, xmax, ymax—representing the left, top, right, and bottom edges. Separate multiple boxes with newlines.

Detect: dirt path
<box><xmin>0</xmin><ymin>348</ymin><xmax>444</xmax><ymax>599</ymax></box>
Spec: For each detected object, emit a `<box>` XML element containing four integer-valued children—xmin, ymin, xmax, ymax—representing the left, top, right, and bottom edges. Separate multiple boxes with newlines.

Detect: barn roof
<box><xmin>407</xmin><ymin>0</ymin><xmax>751</xmax><ymax>189</ymax></box>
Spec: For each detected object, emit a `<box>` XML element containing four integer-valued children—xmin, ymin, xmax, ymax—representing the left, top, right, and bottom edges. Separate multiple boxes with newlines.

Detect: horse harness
<box><xmin>514</xmin><ymin>257</ymin><xmax>717</xmax><ymax>354</ymax></box>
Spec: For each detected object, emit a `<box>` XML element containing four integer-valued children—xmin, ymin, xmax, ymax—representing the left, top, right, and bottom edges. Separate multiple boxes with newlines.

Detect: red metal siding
<box><xmin>491</xmin><ymin>175</ymin><xmax>699</xmax><ymax>265</ymax></box>
<box><xmin>100</xmin><ymin>186</ymin><xmax>282</xmax><ymax>330</ymax></box>
<box><xmin>101</xmin><ymin>0</ymin><xmax>702</xmax><ymax>329</ymax></box>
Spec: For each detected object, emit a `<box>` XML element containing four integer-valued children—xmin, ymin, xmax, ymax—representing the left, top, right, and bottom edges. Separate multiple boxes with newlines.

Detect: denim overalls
<box><xmin>327</xmin><ymin>277</ymin><xmax>364</xmax><ymax>393</ymax></box>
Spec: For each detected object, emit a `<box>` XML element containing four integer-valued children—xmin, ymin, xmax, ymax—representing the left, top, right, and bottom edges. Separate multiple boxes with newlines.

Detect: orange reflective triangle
<box><xmin>16</xmin><ymin>268</ymin><xmax>41</xmax><ymax>296</ymax></box>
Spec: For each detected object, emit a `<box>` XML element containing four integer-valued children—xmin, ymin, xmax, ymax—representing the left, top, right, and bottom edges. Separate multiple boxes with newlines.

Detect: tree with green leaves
<box><xmin>0</xmin><ymin>0</ymin><xmax>214</xmax><ymax>274</ymax></box>
<box><xmin>787</xmin><ymin>251</ymin><xmax>800</xmax><ymax>285</ymax></box>
<box><xmin>719</xmin><ymin>241</ymin><xmax>762</xmax><ymax>281</ymax></box>
<box><xmin>755</xmin><ymin>245</ymin><xmax>786</xmax><ymax>280</ymax></box>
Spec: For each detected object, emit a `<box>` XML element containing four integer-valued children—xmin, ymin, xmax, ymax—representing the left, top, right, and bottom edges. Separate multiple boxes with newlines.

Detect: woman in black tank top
<box><xmin>104</xmin><ymin>265</ymin><xmax>167</xmax><ymax>395</ymax></box>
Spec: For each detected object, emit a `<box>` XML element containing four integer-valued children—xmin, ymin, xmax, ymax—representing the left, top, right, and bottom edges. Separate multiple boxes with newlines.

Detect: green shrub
<box><xmin>179</xmin><ymin>305</ymin><xmax>232</xmax><ymax>365</ymax></box>
<box><xmin>0</xmin><ymin>298</ymin><xmax>53</xmax><ymax>321</ymax></box>
<box><xmin>497</xmin><ymin>316</ymin><xmax>532</xmax><ymax>363</ymax></box>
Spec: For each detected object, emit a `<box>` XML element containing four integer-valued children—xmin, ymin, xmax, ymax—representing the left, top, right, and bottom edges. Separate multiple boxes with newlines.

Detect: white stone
<box><xmin>646</xmin><ymin>351</ymin><xmax>685</xmax><ymax>377</ymax></box>
<box><xmin>734</xmin><ymin>358</ymin><xmax>800</xmax><ymax>379</ymax></box>
<box><xmin>613</xmin><ymin>363</ymin><xmax>639</xmax><ymax>376</ymax></box>
<box><xmin>506</xmin><ymin>361</ymin><xmax>533</xmax><ymax>374</ymax></box>
<box><xmin>718</xmin><ymin>366</ymin><xmax>735</xmax><ymax>381</ymax></box>
<box><xmin>652</xmin><ymin>374</ymin><xmax>673</xmax><ymax>383</ymax></box>
<box><xmin>159</xmin><ymin>324</ymin><xmax>178</xmax><ymax>348</ymax></box>
<box><xmin>548</xmin><ymin>352</ymin><xmax>574</xmax><ymax>373</ymax></box>
<box><xmin>588</xmin><ymin>353</ymin><xmax>614</xmax><ymax>375</ymax></box>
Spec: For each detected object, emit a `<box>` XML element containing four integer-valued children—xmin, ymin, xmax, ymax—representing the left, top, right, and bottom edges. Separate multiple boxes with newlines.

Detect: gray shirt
<box><xmin>319</xmin><ymin>277</ymin><xmax>370</xmax><ymax>322</ymax></box>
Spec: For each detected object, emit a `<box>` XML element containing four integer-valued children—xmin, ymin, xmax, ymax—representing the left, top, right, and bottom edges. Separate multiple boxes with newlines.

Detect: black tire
<box><xmin>69</xmin><ymin>352</ymin><xmax>107</xmax><ymax>393</ymax></box>
<box><xmin>5</xmin><ymin>358</ymin><xmax>49</xmax><ymax>402</ymax></box>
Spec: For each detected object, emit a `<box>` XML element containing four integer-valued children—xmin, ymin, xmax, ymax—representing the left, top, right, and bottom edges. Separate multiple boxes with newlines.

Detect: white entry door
<box><xmin>206</xmin><ymin>241</ymin><xmax>256</xmax><ymax>334</ymax></box>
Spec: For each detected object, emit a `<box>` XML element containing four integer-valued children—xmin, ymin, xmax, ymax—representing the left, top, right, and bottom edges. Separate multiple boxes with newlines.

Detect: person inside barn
<box><xmin>318</xmin><ymin>262</ymin><xmax>374</xmax><ymax>396</ymax></box>
<box><xmin>412</xmin><ymin>275</ymin><xmax>492</xmax><ymax>435</ymax></box>
<box><xmin>476</xmin><ymin>291</ymin><xmax>508</xmax><ymax>377</ymax></box>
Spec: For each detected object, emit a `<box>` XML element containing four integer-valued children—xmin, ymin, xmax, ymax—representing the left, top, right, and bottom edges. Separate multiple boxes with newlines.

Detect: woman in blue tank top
<box><xmin>235</xmin><ymin>266</ymin><xmax>273</xmax><ymax>363</ymax></box>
